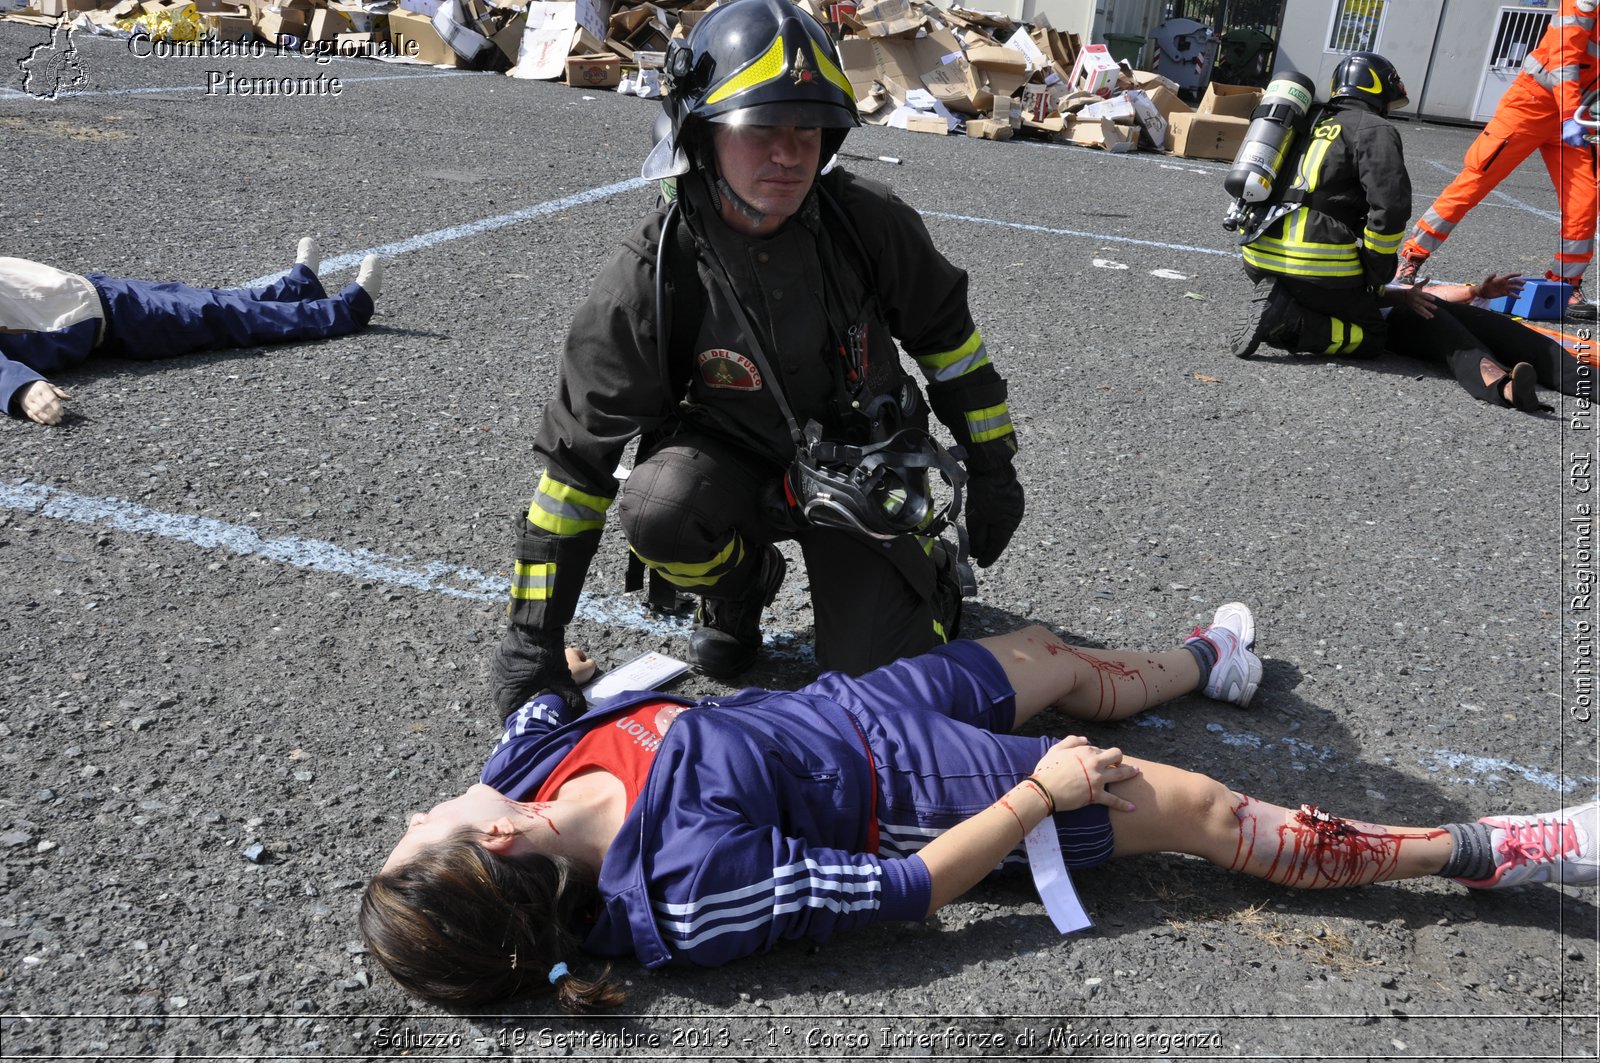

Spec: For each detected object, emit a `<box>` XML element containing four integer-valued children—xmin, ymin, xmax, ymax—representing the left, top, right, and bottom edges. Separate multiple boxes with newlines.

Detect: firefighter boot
<box><xmin>1232</xmin><ymin>278</ymin><xmax>1294</xmax><ymax>358</ymax></box>
<box><xmin>688</xmin><ymin>544</ymin><xmax>787</xmax><ymax>679</ymax></box>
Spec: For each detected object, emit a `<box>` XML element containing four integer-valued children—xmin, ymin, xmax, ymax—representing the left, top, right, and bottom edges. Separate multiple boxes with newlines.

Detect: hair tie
<box><xmin>548</xmin><ymin>961</ymin><xmax>570</xmax><ymax>985</ymax></box>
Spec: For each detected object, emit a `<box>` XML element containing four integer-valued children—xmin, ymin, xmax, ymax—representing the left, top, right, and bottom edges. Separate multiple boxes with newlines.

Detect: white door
<box><xmin>1473</xmin><ymin>6</ymin><xmax>1553</xmax><ymax>122</ymax></box>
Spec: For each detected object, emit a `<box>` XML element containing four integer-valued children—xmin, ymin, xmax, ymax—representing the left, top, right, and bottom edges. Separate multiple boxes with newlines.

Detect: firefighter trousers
<box><xmin>1245</xmin><ymin>269</ymin><xmax>1389</xmax><ymax>357</ymax></box>
<box><xmin>614</xmin><ymin>427</ymin><xmax>943</xmax><ymax>675</ymax></box>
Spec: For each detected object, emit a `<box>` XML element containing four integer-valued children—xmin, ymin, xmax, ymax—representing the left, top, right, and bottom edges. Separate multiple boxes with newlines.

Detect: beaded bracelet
<box><xmin>1020</xmin><ymin>775</ymin><xmax>1056</xmax><ymax>816</ymax></box>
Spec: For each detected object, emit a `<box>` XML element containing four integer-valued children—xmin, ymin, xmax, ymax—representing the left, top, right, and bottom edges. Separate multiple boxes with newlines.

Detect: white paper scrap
<box><xmin>1025</xmin><ymin>818</ymin><xmax>1093</xmax><ymax>934</ymax></box>
<box><xmin>582</xmin><ymin>651</ymin><xmax>690</xmax><ymax>702</ymax></box>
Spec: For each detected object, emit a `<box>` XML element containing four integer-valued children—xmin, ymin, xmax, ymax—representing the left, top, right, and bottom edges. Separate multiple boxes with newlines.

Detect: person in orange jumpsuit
<box><xmin>1397</xmin><ymin>0</ymin><xmax>1598</xmax><ymax>319</ymax></box>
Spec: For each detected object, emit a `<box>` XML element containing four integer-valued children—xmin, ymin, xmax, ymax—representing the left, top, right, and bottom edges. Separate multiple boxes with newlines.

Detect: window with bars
<box><xmin>1488</xmin><ymin>8</ymin><xmax>1552</xmax><ymax>70</ymax></box>
<box><xmin>1326</xmin><ymin>0</ymin><xmax>1385</xmax><ymax>52</ymax></box>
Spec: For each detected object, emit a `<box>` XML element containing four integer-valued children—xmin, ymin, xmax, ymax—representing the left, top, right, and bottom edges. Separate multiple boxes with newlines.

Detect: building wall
<box><xmin>1278</xmin><ymin>0</ymin><xmax>1520</xmax><ymax>125</ymax></box>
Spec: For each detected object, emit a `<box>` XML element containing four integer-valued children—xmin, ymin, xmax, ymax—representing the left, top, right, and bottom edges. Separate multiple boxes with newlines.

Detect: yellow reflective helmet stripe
<box><xmin>811</xmin><ymin>38</ymin><xmax>853</xmax><ymax>100</ymax></box>
<box><xmin>704</xmin><ymin>32</ymin><xmax>787</xmax><ymax>106</ymax></box>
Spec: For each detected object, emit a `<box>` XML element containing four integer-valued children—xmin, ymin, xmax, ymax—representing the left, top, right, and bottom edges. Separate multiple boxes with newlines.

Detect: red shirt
<box><xmin>535</xmin><ymin>700</ymin><xmax>689</xmax><ymax>810</ymax></box>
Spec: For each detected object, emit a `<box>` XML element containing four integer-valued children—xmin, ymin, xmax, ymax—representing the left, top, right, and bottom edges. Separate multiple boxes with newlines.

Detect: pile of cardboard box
<box><xmin>5</xmin><ymin>0</ymin><xmax>1263</xmax><ymax>158</ymax></box>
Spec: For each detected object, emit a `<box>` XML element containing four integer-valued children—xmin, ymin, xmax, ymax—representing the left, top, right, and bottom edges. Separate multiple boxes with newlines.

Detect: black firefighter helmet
<box><xmin>642</xmin><ymin>0</ymin><xmax>860</xmax><ymax>180</ymax></box>
<box><xmin>1329</xmin><ymin>51</ymin><xmax>1409</xmax><ymax>112</ymax></box>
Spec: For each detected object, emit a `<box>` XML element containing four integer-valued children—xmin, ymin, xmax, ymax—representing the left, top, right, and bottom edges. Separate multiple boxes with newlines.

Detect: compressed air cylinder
<box><xmin>1223</xmin><ymin>72</ymin><xmax>1316</xmax><ymax>204</ymax></box>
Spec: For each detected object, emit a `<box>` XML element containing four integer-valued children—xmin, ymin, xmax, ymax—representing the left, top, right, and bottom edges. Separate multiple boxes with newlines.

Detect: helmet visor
<box><xmin>709</xmin><ymin>100</ymin><xmax>859</xmax><ymax>129</ymax></box>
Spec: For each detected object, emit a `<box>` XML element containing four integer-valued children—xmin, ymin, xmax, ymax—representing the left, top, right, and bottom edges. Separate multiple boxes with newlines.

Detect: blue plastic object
<box><xmin>1484</xmin><ymin>279</ymin><xmax>1572</xmax><ymax>320</ymax></box>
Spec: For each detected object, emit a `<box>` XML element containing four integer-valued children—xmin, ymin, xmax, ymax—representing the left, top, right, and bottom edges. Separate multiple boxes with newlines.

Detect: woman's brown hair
<box><xmin>360</xmin><ymin>829</ymin><xmax>627</xmax><ymax>1012</ymax></box>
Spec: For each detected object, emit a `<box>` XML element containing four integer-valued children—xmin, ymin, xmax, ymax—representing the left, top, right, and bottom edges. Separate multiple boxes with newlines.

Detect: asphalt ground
<box><xmin>0</xmin><ymin>22</ymin><xmax>1597</xmax><ymax>1061</ymax></box>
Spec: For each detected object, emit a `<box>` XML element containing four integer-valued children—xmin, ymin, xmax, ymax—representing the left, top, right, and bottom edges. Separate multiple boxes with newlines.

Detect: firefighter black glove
<box><xmin>965</xmin><ymin>463</ymin><xmax>1024</xmax><ymax>568</ymax></box>
<box><xmin>490</xmin><ymin>622</ymin><xmax>586</xmax><ymax>720</ymax></box>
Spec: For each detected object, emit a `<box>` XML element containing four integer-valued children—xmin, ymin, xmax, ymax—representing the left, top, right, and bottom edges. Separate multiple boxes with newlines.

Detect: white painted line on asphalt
<box><xmin>1420</xmin><ymin>158</ymin><xmax>1560</xmax><ymax>222</ymax></box>
<box><xmin>0</xmin><ymin>477</ymin><xmax>689</xmax><ymax>639</ymax></box>
<box><xmin>242</xmin><ymin>176</ymin><xmax>653</xmax><ymax>284</ymax></box>
<box><xmin>6</xmin><ymin>476</ymin><xmax>1581</xmax><ymax>789</ymax></box>
<box><xmin>0</xmin><ymin>478</ymin><xmax>826</xmax><ymax>661</ymax></box>
<box><xmin>0</xmin><ymin>69</ymin><xmax>483</xmax><ymax>102</ymax></box>
<box><xmin>1147</xmin><ymin>716</ymin><xmax>1595</xmax><ymax>796</ymax></box>
<box><xmin>924</xmin><ymin>210</ymin><xmax>1236</xmax><ymax>258</ymax></box>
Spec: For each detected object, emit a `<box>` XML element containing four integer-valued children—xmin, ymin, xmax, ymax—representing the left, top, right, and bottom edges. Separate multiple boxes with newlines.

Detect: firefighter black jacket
<box><xmin>1243</xmin><ymin>98</ymin><xmax>1412</xmax><ymax>289</ymax></box>
<box><xmin>508</xmin><ymin>168</ymin><xmax>1016</xmax><ymax>630</ymax></box>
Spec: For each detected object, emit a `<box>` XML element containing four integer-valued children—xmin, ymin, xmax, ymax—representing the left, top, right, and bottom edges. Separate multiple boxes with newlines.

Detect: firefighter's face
<box><xmin>710</xmin><ymin>123</ymin><xmax>821</xmax><ymax>236</ymax></box>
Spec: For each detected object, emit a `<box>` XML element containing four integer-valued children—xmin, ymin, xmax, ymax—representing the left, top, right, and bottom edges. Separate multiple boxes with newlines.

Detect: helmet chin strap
<box><xmin>707</xmin><ymin>155</ymin><xmax>770</xmax><ymax>229</ymax></box>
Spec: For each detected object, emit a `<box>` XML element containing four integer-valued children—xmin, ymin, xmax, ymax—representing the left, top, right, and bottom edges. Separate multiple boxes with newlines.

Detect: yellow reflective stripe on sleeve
<box><xmin>704</xmin><ymin>34</ymin><xmax>786</xmax><ymax>106</ymax></box>
<box><xmin>635</xmin><ymin>537</ymin><xmax>743</xmax><ymax>588</ymax></box>
<box><xmin>527</xmin><ymin>472</ymin><xmax>611</xmax><ymax>536</ymax></box>
<box><xmin>965</xmin><ymin>403</ymin><xmax>1013</xmax><ymax>444</ymax></box>
<box><xmin>1363</xmin><ymin>228</ymin><xmax>1403</xmax><ymax>254</ymax></box>
<box><xmin>510</xmin><ymin>560</ymin><xmax>555</xmax><ymax>601</ymax></box>
<box><xmin>914</xmin><ymin>330</ymin><xmax>990</xmax><ymax>382</ymax></box>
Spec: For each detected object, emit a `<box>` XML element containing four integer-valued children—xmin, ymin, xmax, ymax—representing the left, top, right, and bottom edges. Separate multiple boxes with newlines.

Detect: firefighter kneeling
<box><xmin>1230</xmin><ymin>52</ymin><xmax>1413</xmax><ymax>360</ymax></box>
<box><xmin>488</xmin><ymin>0</ymin><xmax>1025</xmax><ymax>717</ymax></box>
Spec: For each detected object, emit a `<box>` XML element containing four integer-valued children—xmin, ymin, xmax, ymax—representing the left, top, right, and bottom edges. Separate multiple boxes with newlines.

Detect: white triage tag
<box><xmin>1024</xmin><ymin>819</ymin><xmax>1093</xmax><ymax>934</ymax></box>
<box><xmin>582</xmin><ymin>651</ymin><xmax>689</xmax><ymax>702</ymax></box>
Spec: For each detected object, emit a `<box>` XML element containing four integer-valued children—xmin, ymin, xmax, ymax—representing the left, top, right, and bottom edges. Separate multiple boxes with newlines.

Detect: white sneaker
<box><xmin>1187</xmin><ymin>602</ymin><xmax>1261</xmax><ymax>707</ymax></box>
<box><xmin>356</xmin><ymin>254</ymin><xmax>383</xmax><ymax>300</ymax></box>
<box><xmin>295</xmin><ymin>236</ymin><xmax>321</xmax><ymax>275</ymax></box>
<box><xmin>1459</xmin><ymin>801</ymin><xmax>1600</xmax><ymax>889</ymax></box>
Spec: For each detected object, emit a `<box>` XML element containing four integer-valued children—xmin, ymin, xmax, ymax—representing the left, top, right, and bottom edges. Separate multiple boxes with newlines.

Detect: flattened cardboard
<box><xmin>1168</xmin><ymin>111</ymin><xmax>1249</xmax><ymax>160</ymax></box>
<box><xmin>1198</xmin><ymin>81</ymin><xmax>1262</xmax><ymax>118</ymax></box>
<box><xmin>490</xmin><ymin>8</ymin><xmax>525</xmax><ymax>65</ymax></box>
<box><xmin>904</xmin><ymin>112</ymin><xmax>948</xmax><ymax>134</ymax></box>
<box><xmin>511</xmin><ymin>1</ymin><xmax>604</xmax><ymax>78</ymax></box>
<box><xmin>855</xmin><ymin>0</ymin><xmax>921</xmax><ymax>38</ymax></box>
<box><xmin>388</xmin><ymin>6</ymin><xmax>457</xmax><ymax>63</ymax></box>
<box><xmin>1124</xmin><ymin>87</ymin><xmax>1167</xmax><ymax>149</ymax></box>
<box><xmin>36</xmin><ymin>0</ymin><xmax>99</xmax><ymax>16</ymax></box>
<box><xmin>965</xmin><ymin>117</ymin><xmax>1013</xmax><ymax>140</ymax></box>
<box><xmin>1062</xmin><ymin>114</ymin><xmax>1137</xmax><ymax>151</ymax></box>
<box><xmin>564</xmin><ymin>50</ymin><xmax>619</xmax><ymax>86</ymax></box>
<box><xmin>1076</xmin><ymin>92</ymin><xmax>1135</xmax><ymax>124</ymax></box>
<box><xmin>305</xmin><ymin>5</ymin><xmax>354</xmax><ymax>40</ymax></box>
<box><xmin>1018</xmin><ymin>81</ymin><xmax>1054</xmax><ymax>121</ymax></box>
<box><xmin>254</xmin><ymin>6</ymin><xmax>307</xmax><ymax>42</ymax></box>
<box><xmin>202</xmin><ymin>6</ymin><xmax>254</xmax><ymax>39</ymax></box>
<box><xmin>919</xmin><ymin>42</ymin><xmax>1026</xmax><ymax>115</ymax></box>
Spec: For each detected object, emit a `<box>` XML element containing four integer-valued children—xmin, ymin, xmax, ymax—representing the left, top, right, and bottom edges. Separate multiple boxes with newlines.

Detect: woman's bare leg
<box><xmin>979</xmin><ymin>625</ymin><xmax>1203</xmax><ymax>727</ymax></box>
<box><xmin>1104</xmin><ymin>760</ymin><xmax>1452</xmax><ymax>886</ymax></box>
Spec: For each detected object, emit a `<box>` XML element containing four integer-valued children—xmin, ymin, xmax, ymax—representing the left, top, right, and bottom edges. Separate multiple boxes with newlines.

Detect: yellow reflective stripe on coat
<box><xmin>1296</xmin><ymin>124</ymin><xmax>1338</xmax><ymax>194</ymax></box>
<box><xmin>634</xmin><ymin>536</ymin><xmax>743</xmax><ymax>588</ymax></box>
<box><xmin>1362</xmin><ymin>227</ymin><xmax>1403</xmax><ymax>254</ymax></box>
<box><xmin>1242</xmin><ymin>244</ymin><xmax>1364</xmax><ymax>278</ymax></box>
<box><xmin>510</xmin><ymin>560</ymin><xmax>555</xmax><ymax>601</ymax></box>
<box><xmin>704</xmin><ymin>33</ymin><xmax>786</xmax><ymax>106</ymax></box>
<box><xmin>965</xmin><ymin>403</ymin><xmax>1014</xmax><ymax>444</ymax></box>
<box><xmin>914</xmin><ymin>329</ymin><xmax>990</xmax><ymax>382</ymax></box>
<box><xmin>527</xmin><ymin>472</ymin><xmax>611</xmax><ymax>536</ymax></box>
